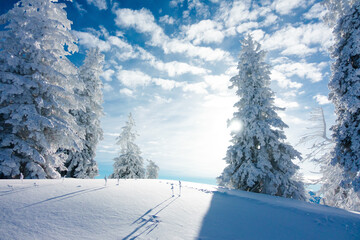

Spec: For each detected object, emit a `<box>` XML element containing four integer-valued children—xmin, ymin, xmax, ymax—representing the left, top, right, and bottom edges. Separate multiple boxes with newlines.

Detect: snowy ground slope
<box><xmin>0</xmin><ymin>179</ymin><xmax>359</xmax><ymax>240</ymax></box>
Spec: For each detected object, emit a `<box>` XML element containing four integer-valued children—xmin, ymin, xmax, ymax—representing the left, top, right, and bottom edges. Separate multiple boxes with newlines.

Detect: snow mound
<box><xmin>1</xmin><ymin>179</ymin><xmax>359</xmax><ymax>240</ymax></box>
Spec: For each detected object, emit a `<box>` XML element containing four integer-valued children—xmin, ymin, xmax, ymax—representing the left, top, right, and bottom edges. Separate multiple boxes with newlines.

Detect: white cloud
<box><xmin>75</xmin><ymin>30</ymin><xmax>155</xmax><ymax>62</ymax></box>
<box><xmin>272</xmin><ymin>58</ymin><xmax>326</xmax><ymax>83</ymax></box>
<box><xmin>74</xmin><ymin>2</ymin><xmax>86</xmax><ymax>14</ymax></box>
<box><xmin>313</xmin><ymin>94</ymin><xmax>331</xmax><ymax>105</ymax></box>
<box><xmin>221</xmin><ymin>1</ymin><xmax>259</xmax><ymax>28</ymax></box>
<box><xmin>183</xmin><ymin>20</ymin><xmax>225</xmax><ymax>45</ymax></box>
<box><xmin>261</xmin><ymin>22</ymin><xmax>333</xmax><ymax>56</ymax></box>
<box><xmin>203</xmin><ymin>74</ymin><xmax>230</xmax><ymax>94</ymax></box>
<box><xmin>103</xmin><ymin>83</ymin><xmax>114</xmax><ymax>92</ymax></box>
<box><xmin>225</xmin><ymin>66</ymin><xmax>238</xmax><ymax>76</ymax></box>
<box><xmin>304</xmin><ymin>3</ymin><xmax>327</xmax><ymax>19</ymax></box>
<box><xmin>149</xmin><ymin>60</ymin><xmax>210</xmax><ymax>77</ymax></box>
<box><xmin>169</xmin><ymin>0</ymin><xmax>184</xmax><ymax>8</ymax></box>
<box><xmin>117</xmin><ymin>70</ymin><xmax>152</xmax><ymax>88</ymax></box>
<box><xmin>74</xmin><ymin>31</ymin><xmax>111</xmax><ymax>52</ymax></box>
<box><xmin>281</xmin><ymin>44</ymin><xmax>317</xmax><ymax>56</ymax></box>
<box><xmin>186</xmin><ymin>0</ymin><xmax>210</xmax><ymax>18</ymax></box>
<box><xmin>152</xmin><ymin>78</ymin><xmax>184</xmax><ymax>90</ymax></box>
<box><xmin>162</xmin><ymin>39</ymin><xmax>232</xmax><ymax>62</ymax></box>
<box><xmin>271</xmin><ymin>0</ymin><xmax>305</xmax><ymax>15</ymax></box>
<box><xmin>114</xmin><ymin>8</ymin><xmax>166</xmax><ymax>46</ymax></box>
<box><xmin>152</xmin><ymin>78</ymin><xmax>209</xmax><ymax>95</ymax></box>
<box><xmin>108</xmin><ymin>36</ymin><xmax>133</xmax><ymax>51</ymax></box>
<box><xmin>115</xmin><ymin>68</ymin><xmax>211</xmax><ymax>95</ymax></box>
<box><xmin>104</xmin><ymin>132</ymin><xmax>119</xmax><ymax>137</ymax></box>
<box><xmin>250</xmin><ymin>29</ymin><xmax>266</xmax><ymax>42</ymax></box>
<box><xmin>211</xmin><ymin>1</ymin><xmax>280</xmax><ymax>39</ymax></box>
<box><xmin>183</xmin><ymin>82</ymin><xmax>208</xmax><ymax>94</ymax></box>
<box><xmin>262</xmin><ymin>13</ymin><xmax>278</xmax><ymax>26</ymax></box>
<box><xmin>274</xmin><ymin>97</ymin><xmax>300</xmax><ymax>109</ymax></box>
<box><xmin>236</xmin><ymin>21</ymin><xmax>259</xmax><ymax>34</ymax></box>
<box><xmin>216</xmin><ymin>1</ymin><xmax>271</xmax><ymax>31</ymax></box>
<box><xmin>119</xmin><ymin>88</ymin><xmax>134</xmax><ymax>97</ymax></box>
<box><xmin>152</xmin><ymin>95</ymin><xmax>172</xmax><ymax>104</ymax></box>
<box><xmin>270</xmin><ymin>70</ymin><xmax>303</xmax><ymax>89</ymax></box>
<box><xmin>86</xmin><ymin>0</ymin><xmax>107</xmax><ymax>10</ymax></box>
<box><xmin>114</xmin><ymin>7</ymin><xmax>232</xmax><ymax>62</ymax></box>
<box><xmin>159</xmin><ymin>15</ymin><xmax>175</xmax><ymax>24</ymax></box>
<box><xmin>101</xmin><ymin>69</ymin><xmax>115</xmax><ymax>82</ymax></box>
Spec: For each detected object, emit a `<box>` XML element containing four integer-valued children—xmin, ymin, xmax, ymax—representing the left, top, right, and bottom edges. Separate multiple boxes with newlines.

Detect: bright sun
<box><xmin>228</xmin><ymin>119</ymin><xmax>243</xmax><ymax>133</ymax></box>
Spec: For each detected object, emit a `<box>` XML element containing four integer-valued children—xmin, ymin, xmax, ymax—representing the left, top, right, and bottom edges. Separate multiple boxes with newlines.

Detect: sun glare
<box><xmin>228</xmin><ymin>119</ymin><xmax>243</xmax><ymax>133</ymax></box>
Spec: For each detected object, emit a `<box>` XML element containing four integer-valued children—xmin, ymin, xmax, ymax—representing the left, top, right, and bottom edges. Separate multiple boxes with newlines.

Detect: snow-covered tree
<box><xmin>298</xmin><ymin>107</ymin><xmax>334</xmax><ymax>170</ymax></box>
<box><xmin>322</xmin><ymin>0</ymin><xmax>357</xmax><ymax>27</ymax></box>
<box><xmin>111</xmin><ymin>113</ymin><xmax>145</xmax><ymax>179</ymax></box>
<box><xmin>217</xmin><ymin>36</ymin><xmax>305</xmax><ymax>200</ymax></box>
<box><xmin>297</xmin><ymin>108</ymin><xmax>360</xmax><ymax>210</ymax></box>
<box><xmin>0</xmin><ymin>0</ymin><xmax>84</xmax><ymax>179</ymax></box>
<box><xmin>64</xmin><ymin>48</ymin><xmax>104</xmax><ymax>179</ymax></box>
<box><xmin>146</xmin><ymin>160</ymin><xmax>159</xmax><ymax>179</ymax></box>
<box><xmin>295</xmin><ymin>107</ymin><xmax>354</xmax><ymax>207</ymax></box>
<box><xmin>327</xmin><ymin>1</ymin><xmax>360</xmax><ymax>193</ymax></box>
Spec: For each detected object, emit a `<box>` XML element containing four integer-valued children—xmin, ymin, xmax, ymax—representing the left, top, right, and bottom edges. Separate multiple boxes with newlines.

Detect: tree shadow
<box><xmin>132</xmin><ymin>196</ymin><xmax>173</xmax><ymax>225</ymax></box>
<box><xmin>123</xmin><ymin>196</ymin><xmax>178</xmax><ymax>240</ymax></box>
<box><xmin>0</xmin><ymin>183</ymin><xmax>55</xmax><ymax>197</ymax></box>
<box><xmin>19</xmin><ymin>186</ymin><xmax>106</xmax><ymax>209</ymax></box>
<box><xmin>197</xmin><ymin>191</ymin><xmax>360</xmax><ymax>240</ymax></box>
<box><xmin>0</xmin><ymin>186</ymin><xmax>34</xmax><ymax>197</ymax></box>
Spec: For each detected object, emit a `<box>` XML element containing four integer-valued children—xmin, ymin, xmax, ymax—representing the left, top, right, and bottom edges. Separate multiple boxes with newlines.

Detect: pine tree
<box><xmin>64</xmin><ymin>48</ymin><xmax>104</xmax><ymax>178</ymax></box>
<box><xmin>146</xmin><ymin>160</ymin><xmax>159</xmax><ymax>179</ymax></box>
<box><xmin>111</xmin><ymin>113</ymin><xmax>145</xmax><ymax>179</ymax></box>
<box><xmin>217</xmin><ymin>36</ymin><xmax>305</xmax><ymax>200</ymax></box>
<box><xmin>328</xmin><ymin>1</ymin><xmax>360</xmax><ymax>192</ymax></box>
<box><xmin>0</xmin><ymin>0</ymin><xmax>84</xmax><ymax>179</ymax></box>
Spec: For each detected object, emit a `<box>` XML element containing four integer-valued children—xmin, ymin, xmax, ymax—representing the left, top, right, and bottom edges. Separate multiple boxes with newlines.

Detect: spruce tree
<box><xmin>146</xmin><ymin>160</ymin><xmax>159</xmax><ymax>179</ymax></box>
<box><xmin>328</xmin><ymin>1</ymin><xmax>360</xmax><ymax>192</ymax></box>
<box><xmin>218</xmin><ymin>36</ymin><xmax>305</xmax><ymax>200</ymax></box>
<box><xmin>111</xmin><ymin>113</ymin><xmax>145</xmax><ymax>179</ymax></box>
<box><xmin>0</xmin><ymin>0</ymin><xmax>84</xmax><ymax>179</ymax></box>
<box><xmin>64</xmin><ymin>48</ymin><xmax>104</xmax><ymax>178</ymax></box>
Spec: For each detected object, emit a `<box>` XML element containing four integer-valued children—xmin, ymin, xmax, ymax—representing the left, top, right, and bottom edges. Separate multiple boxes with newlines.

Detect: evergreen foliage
<box><xmin>64</xmin><ymin>48</ymin><xmax>104</xmax><ymax>178</ymax></box>
<box><xmin>111</xmin><ymin>113</ymin><xmax>145</xmax><ymax>179</ymax></box>
<box><xmin>328</xmin><ymin>1</ymin><xmax>360</xmax><ymax>193</ymax></box>
<box><xmin>146</xmin><ymin>160</ymin><xmax>159</xmax><ymax>179</ymax></box>
<box><xmin>0</xmin><ymin>0</ymin><xmax>84</xmax><ymax>179</ymax></box>
<box><xmin>217</xmin><ymin>36</ymin><xmax>305</xmax><ymax>200</ymax></box>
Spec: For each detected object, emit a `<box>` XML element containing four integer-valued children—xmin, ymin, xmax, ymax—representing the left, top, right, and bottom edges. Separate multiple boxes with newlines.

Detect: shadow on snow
<box><xmin>197</xmin><ymin>191</ymin><xmax>360</xmax><ymax>240</ymax></box>
<box><xmin>123</xmin><ymin>196</ymin><xmax>179</xmax><ymax>240</ymax></box>
<box><xmin>19</xmin><ymin>186</ymin><xmax>106</xmax><ymax>209</ymax></box>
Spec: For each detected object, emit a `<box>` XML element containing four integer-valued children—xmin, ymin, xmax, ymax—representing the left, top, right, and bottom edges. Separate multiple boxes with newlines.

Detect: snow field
<box><xmin>1</xmin><ymin>179</ymin><xmax>360</xmax><ymax>240</ymax></box>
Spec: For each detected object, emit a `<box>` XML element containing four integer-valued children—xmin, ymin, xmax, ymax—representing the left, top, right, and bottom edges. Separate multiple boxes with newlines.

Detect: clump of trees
<box><xmin>110</xmin><ymin>113</ymin><xmax>159</xmax><ymax>179</ymax></box>
<box><xmin>0</xmin><ymin>0</ymin><xmax>103</xmax><ymax>179</ymax></box>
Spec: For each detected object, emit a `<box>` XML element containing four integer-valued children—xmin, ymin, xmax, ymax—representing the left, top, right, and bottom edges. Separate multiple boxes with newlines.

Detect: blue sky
<box><xmin>1</xmin><ymin>0</ymin><xmax>335</xmax><ymax>184</ymax></box>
